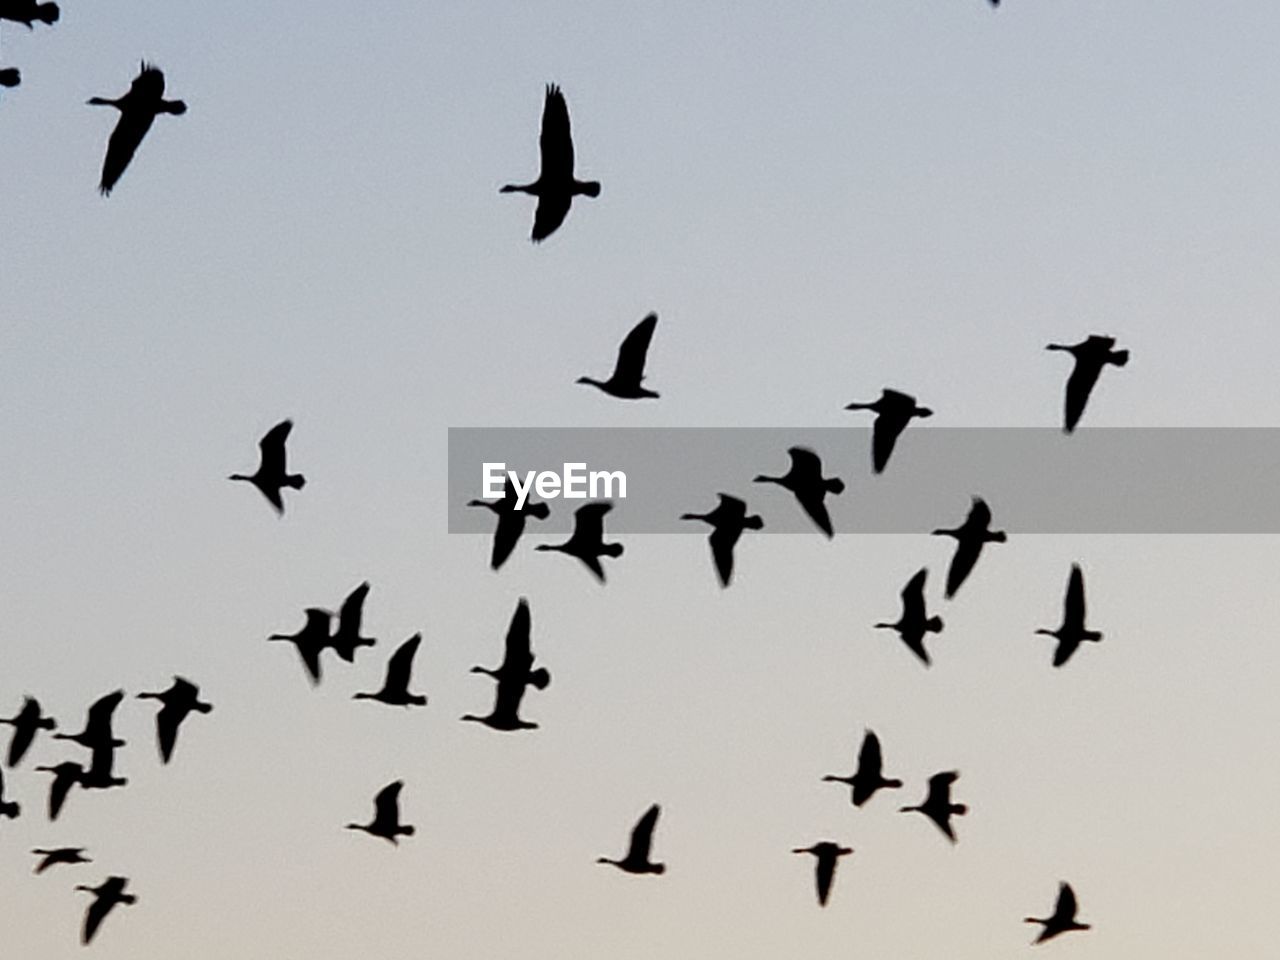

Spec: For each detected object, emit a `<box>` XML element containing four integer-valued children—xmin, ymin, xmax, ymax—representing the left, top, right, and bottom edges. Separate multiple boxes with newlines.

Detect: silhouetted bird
<box><xmin>32</xmin><ymin>847</ymin><xmax>91</xmax><ymax>874</ymax></box>
<box><xmin>932</xmin><ymin>497</ymin><xmax>1006</xmax><ymax>599</ymax></box>
<box><xmin>87</xmin><ymin>62</ymin><xmax>185</xmax><ymax>195</ymax></box>
<box><xmin>75</xmin><ymin>876</ymin><xmax>135</xmax><ymax>945</ymax></box>
<box><xmin>501</xmin><ymin>83</ymin><xmax>599</xmax><ymax>242</ymax></box>
<box><xmin>136</xmin><ymin>677</ymin><xmax>212</xmax><ymax>763</ymax></box>
<box><xmin>470</xmin><ymin>598</ymin><xmax>550</xmax><ymax>692</ymax></box>
<box><xmin>269</xmin><ymin>608</ymin><xmax>332</xmax><ymax>684</ymax></box>
<box><xmin>0</xmin><ymin>0</ymin><xmax>59</xmax><ymax>28</ymax></box>
<box><xmin>823</xmin><ymin>729</ymin><xmax>903</xmax><ymax>806</ymax></box>
<box><xmin>535</xmin><ymin>501</ymin><xmax>623</xmax><ymax>583</ymax></box>
<box><xmin>844</xmin><ymin>389</ymin><xmax>932</xmax><ymax>473</ymax></box>
<box><xmin>354</xmin><ymin>634</ymin><xmax>427</xmax><ymax>707</ymax></box>
<box><xmin>468</xmin><ymin>477</ymin><xmax>550</xmax><ymax>570</ymax></box>
<box><xmin>597</xmin><ymin>804</ymin><xmax>665</xmax><ymax>874</ymax></box>
<box><xmin>346</xmin><ymin>781</ymin><xmax>414</xmax><ymax>844</ymax></box>
<box><xmin>329</xmin><ymin>581</ymin><xmax>377</xmax><ymax>661</ymax></box>
<box><xmin>80</xmin><ymin>742</ymin><xmax>127</xmax><ymax>791</ymax></box>
<box><xmin>0</xmin><ymin>67</ymin><xmax>19</xmax><ymax>88</ymax></box>
<box><xmin>229</xmin><ymin>419</ymin><xmax>304</xmax><ymax>514</ymax></box>
<box><xmin>1025</xmin><ymin>882</ymin><xmax>1092</xmax><ymax>944</ymax></box>
<box><xmin>460</xmin><ymin>674</ymin><xmax>539</xmax><ymax>732</ymax></box>
<box><xmin>1036</xmin><ymin>564</ymin><xmax>1102</xmax><ymax>667</ymax></box>
<box><xmin>1047</xmin><ymin>335</ymin><xmax>1129</xmax><ymax>432</ymax></box>
<box><xmin>53</xmin><ymin>690</ymin><xmax>125</xmax><ymax>753</ymax></box>
<box><xmin>754</xmin><ymin>447</ymin><xmax>844</xmax><ymax>537</ymax></box>
<box><xmin>681</xmin><ymin>494</ymin><xmax>763</xmax><ymax>587</ymax></box>
<box><xmin>577</xmin><ymin>313</ymin><xmax>659</xmax><ymax>399</ymax></box>
<box><xmin>1</xmin><ymin>696</ymin><xmax>56</xmax><ymax>766</ymax></box>
<box><xmin>900</xmin><ymin>771</ymin><xmax>967</xmax><ymax>843</ymax></box>
<box><xmin>875</xmin><ymin>568</ymin><xmax>943</xmax><ymax>666</ymax></box>
<box><xmin>0</xmin><ymin>768</ymin><xmax>19</xmax><ymax>819</ymax></box>
<box><xmin>34</xmin><ymin>761</ymin><xmax>83</xmax><ymax>820</ymax></box>
<box><xmin>792</xmin><ymin>841</ymin><xmax>853</xmax><ymax>907</ymax></box>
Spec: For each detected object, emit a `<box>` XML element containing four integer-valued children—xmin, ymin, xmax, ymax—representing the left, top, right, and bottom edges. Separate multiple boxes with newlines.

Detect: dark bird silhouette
<box><xmin>501</xmin><ymin>83</ymin><xmax>599</xmax><ymax>242</ymax></box>
<box><xmin>31</xmin><ymin>847</ymin><xmax>91</xmax><ymax>874</ymax></box>
<box><xmin>792</xmin><ymin>841</ymin><xmax>853</xmax><ymax>906</ymax></box>
<box><xmin>470</xmin><ymin>598</ymin><xmax>551</xmax><ymax>692</ymax></box>
<box><xmin>229</xmin><ymin>419</ymin><xmax>305</xmax><ymax>514</ymax></box>
<box><xmin>0</xmin><ymin>767</ymin><xmax>19</xmax><ymax>819</ymax></box>
<box><xmin>1036</xmin><ymin>564</ymin><xmax>1102</xmax><ymax>667</ymax></box>
<box><xmin>932</xmin><ymin>497</ymin><xmax>1006</xmax><ymax>599</ymax></box>
<box><xmin>823</xmin><ymin>729</ymin><xmax>903</xmax><ymax>806</ymax></box>
<box><xmin>269</xmin><ymin>608</ymin><xmax>332</xmax><ymax>684</ymax></box>
<box><xmin>136</xmin><ymin>677</ymin><xmax>212</xmax><ymax>763</ymax></box>
<box><xmin>0</xmin><ymin>0</ymin><xmax>59</xmax><ymax>28</ymax></box>
<box><xmin>87</xmin><ymin>62</ymin><xmax>185</xmax><ymax>195</ymax></box>
<box><xmin>681</xmin><ymin>493</ymin><xmax>764</xmax><ymax>587</ymax></box>
<box><xmin>1047</xmin><ymin>335</ymin><xmax>1129</xmax><ymax>432</ymax></box>
<box><xmin>535</xmin><ymin>501</ymin><xmax>623</xmax><ymax>583</ymax></box>
<box><xmin>577</xmin><ymin>313</ymin><xmax>659</xmax><ymax>399</ymax></box>
<box><xmin>900</xmin><ymin>771</ymin><xmax>967</xmax><ymax>843</ymax></box>
<box><xmin>597</xmin><ymin>804</ymin><xmax>665</xmax><ymax>874</ymax></box>
<box><xmin>875</xmin><ymin>568</ymin><xmax>944</xmax><ymax>666</ymax></box>
<box><xmin>328</xmin><ymin>581</ymin><xmax>377</xmax><ymax>662</ymax></box>
<box><xmin>1026</xmin><ymin>882</ymin><xmax>1092</xmax><ymax>944</ymax></box>
<box><xmin>353</xmin><ymin>634</ymin><xmax>427</xmax><ymax>707</ymax></box>
<box><xmin>468</xmin><ymin>477</ymin><xmax>549</xmax><ymax>570</ymax></box>
<box><xmin>0</xmin><ymin>67</ymin><xmax>19</xmax><ymax>89</ymax></box>
<box><xmin>34</xmin><ymin>761</ymin><xmax>83</xmax><ymax>820</ymax></box>
<box><xmin>460</xmin><ymin>674</ymin><xmax>539</xmax><ymax>732</ymax></box>
<box><xmin>346</xmin><ymin>780</ymin><xmax>414</xmax><ymax>844</ymax></box>
<box><xmin>75</xmin><ymin>876</ymin><xmax>136</xmax><ymax>945</ymax></box>
<box><xmin>844</xmin><ymin>389</ymin><xmax>933</xmax><ymax>474</ymax></box>
<box><xmin>1</xmin><ymin>696</ymin><xmax>56</xmax><ymax>767</ymax></box>
<box><xmin>80</xmin><ymin>742</ymin><xmax>127</xmax><ymax>791</ymax></box>
<box><xmin>754</xmin><ymin>447</ymin><xmax>844</xmax><ymax>537</ymax></box>
<box><xmin>53</xmin><ymin>691</ymin><xmax>125</xmax><ymax>753</ymax></box>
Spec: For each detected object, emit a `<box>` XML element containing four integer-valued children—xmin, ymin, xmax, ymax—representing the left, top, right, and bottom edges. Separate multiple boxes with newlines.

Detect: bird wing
<box><xmin>259</xmin><ymin>420</ymin><xmax>292</xmax><ymax>475</ymax></box>
<box><xmin>795</xmin><ymin>489</ymin><xmax>834</xmax><ymax>537</ymax></box>
<box><xmin>611</xmin><ymin>313</ymin><xmax>657</xmax><ymax>385</ymax></box>
<box><xmin>8</xmin><ymin>721</ymin><xmax>34</xmax><ymax>767</ymax></box>
<box><xmin>969</xmin><ymin>497</ymin><xmax>992</xmax><ymax>527</ymax></box>
<box><xmin>373</xmin><ymin>781</ymin><xmax>403</xmax><ymax>824</ymax></box>
<box><xmin>945</xmin><ymin>538</ymin><xmax>980</xmax><ymax>598</ymax></box>
<box><xmin>48</xmin><ymin>766</ymin><xmax>78</xmax><ymax>820</ymax></box>
<box><xmin>787</xmin><ymin>446</ymin><xmax>822</xmax><ymax>477</ymax></box>
<box><xmin>83</xmin><ymin>690</ymin><xmax>124</xmax><ymax>744</ymax></box>
<box><xmin>857</xmin><ymin>731</ymin><xmax>883</xmax><ymax>779</ymax></box>
<box><xmin>531</xmin><ymin>192</ymin><xmax>572</xmax><ymax>242</ymax></box>
<box><xmin>871</xmin><ymin>417</ymin><xmax>904</xmax><ymax>473</ymax></box>
<box><xmin>815</xmin><ymin>853</ymin><xmax>836</xmax><ymax>906</ymax></box>
<box><xmin>1064</xmin><ymin>564</ymin><xmax>1087</xmax><ymax>629</ymax></box>
<box><xmin>1051</xmin><ymin>637</ymin><xmax>1080</xmax><ymax>668</ymax></box>
<box><xmin>1056</xmin><ymin>882</ymin><xmax>1078</xmax><ymax>920</ymax></box>
<box><xmin>708</xmin><ymin>526</ymin><xmax>739</xmax><ymax>587</ymax></box>
<box><xmin>500</xmin><ymin>599</ymin><xmax>533</xmax><ymax>673</ymax></box>
<box><xmin>573</xmin><ymin>501</ymin><xmax>612</xmax><ymax>542</ymax></box>
<box><xmin>385</xmin><ymin>634</ymin><xmax>421</xmax><ymax>693</ymax></box>
<box><xmin>902</xmin><ymin>568</ymin><xmax>928</xmax><ymax>618</ymax></box>
<box><xmin>337</xmin><ymin>582</ymin><xmax>370</xmax><ymax>640</ymax></box>
<box><xmin>154</xmin><ymin>704</ymin><xmax>181</xmax><ymax>764</ymax></box>
<box><xmin>627</xmin><ymin>804</ymin><xmax>659</xmax><ymax>860</ymax></box>
<box><xmin>1063</xmin><ymin>362</ymin><xmax>1101</xmax><ymax>432</ymax></box>
<box><xmin>82</xmin><ymin>895</ymin><xmax>111</xmax><ymax>945</ymax></box>
<box><xmin>98</xmin><ymin>110</ymin><xmax>156</xmax><ymax>195</ymax></box>
<box><xmin>539</xmin><ymin>84</ymin><xmax>574</xmax><ymax>179</ymax></box>
<box><xmin>489</xmin><ymin>512</ymin><xmax>523</xmax><ymax>570</ymax></box>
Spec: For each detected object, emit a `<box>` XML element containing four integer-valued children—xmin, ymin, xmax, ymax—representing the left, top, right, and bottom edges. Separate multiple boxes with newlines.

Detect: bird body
<box><xmin>598</xmin><ymin>804</ymin><xmax>665</xmax><ymax>874</ymax></box>
<box><xmin>792</xmin><ymin>841</ymin><xmax>853</xmax><ymax>906</ymax></box>
<box><xmin>823</xmin><ymin>729</ymin><xmax>903</xmax><ymax>806</ymax></box>
<box><xmin>468</xmin><ymin>477</ymin><xmax>549</xmax><ymax>570</ymax></box>
<box><xmin>932</xmin><ymin>497</ymin><xmax>1006</xmax><ymax>599</ymax></box>
<box><xmin>75</xmin><ymin>876</ymin><xmax>136</xmax><ymax>945</ymax></box>
<box><xmin>754</xmin><ymin>446</ymin><xmax>844</xmax><ymax>537</ymax></box>
<box><xmin>0</xmin><ymin>67</ymin><xmax>20</xmax><ymax>88</ymax></box>
<box><xmin>1</xmin><ymin>696</ymin><xmax>56</xmax><ymax>767</ymax></box>
<box><xmin>577</xmin><ymin>313</ymin><xmax>660</xmax><ymax>399</ymax></box>
<box><xmin>876</xmin><ymin>568</ymin><xmax>944</xmax><ymax>666</ymax></box>
<box><xmin>900</xmin><ymin>771</ymin><xmax>967</xmax><ymax>843</ymax></box>
<box><xmin>535</xmin><ymin>501</ymin><xmax>623</xmax><ymax>582</ymax></box>
<box><xmin>1047</xmin><ymin>335</ymin><xmax>1129</xmax><ymax>432</ymax></box>
<box><xmin>844</xmin><ymin>389</ymin><xmax>932</xmax><ymax>474</ymax></box>
<box><xmin>269</xmin><ymin>608</ymin><xmax>332</xmax><ymax>684</ymax></box>
<box><xmin>1036</xmin><ymin>564</ymin><xmax>1103</xmax><ymax>666</ymax></box>
<box><xmin>229</xmin><ymin>419</ymin><xmax>304</xmax><ymax>514</ymax></box>
<box><xmin>32</xmin><ymin>846</ymin><xmax>90</xmax><ymax>874</ymax></box>
<box><xmin>88</xmin><ymin>62</ymin><xmax>185</xmax><ymax>195</ymax></box>
<box><xmin>346</xmin><ymin>780</ymin><xmax>414</xmax><ymax>844</ymax></box>
<box><xmin>136</xmin><ymin>677</ymin><xmax>212</xmax><ymax>763</ymax></box>
<box><xmin>354</xmin><ymin>634</ymin><xmax>428</xmax><ymax>707</ymax></box>
<box><xmin>1026</xmin><ymin>882</ymin><xmax>1092</xmax><ymax>943</ymax></box>
<box><xmin>681</xmin><ymin>493</ymin><xmax>763</xmax><ymax>587</ymax></box>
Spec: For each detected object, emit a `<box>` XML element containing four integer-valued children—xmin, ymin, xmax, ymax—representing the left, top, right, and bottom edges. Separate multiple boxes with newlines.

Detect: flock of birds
<box><xmin>2</xmin><ymin>5</ymin><xmax>1127</xmax><ymax>950</ymax></box>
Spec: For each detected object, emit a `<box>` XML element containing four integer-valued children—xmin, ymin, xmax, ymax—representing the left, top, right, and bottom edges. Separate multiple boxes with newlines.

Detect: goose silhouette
<box><xmin>1036</xmin><ymin>564</ymin><xmax>1102</xmax><ymax>667</ymax></box>
<box><xmin>87</xmin><ymin>62</ymin><xmax>185</xmax><ymax>195</ymax></box>
<box><xmin>269</xmin><ymin>608</ymin><xmax>332</xmax><ymax>685</ymax></box>
<box><xmin>598</xmin><ymin>804</ymin><xmax>665</xmax><ymax>874</ymax></box>
<box><xmin>34</xmin><ymin>761</ymin><xmax>84</xmax><ymax>820</ymax></box>
<box><xmin>330</xmin><ymin>581</ymin><xmax>377</xmax><ymax>662</ymax></box>
<box><xmin>535</xmin><ymin>501</ymin><xmax>623</xmax><ymax>583</ymax></box>
<box><xmin>1025</xmin><ymin>882</ymin><xmax>1092</xmax><ymax>943</ymax></box>
<box><xmin>1047</xmin><ymin>335</ymin><xmax>1128</xmax><ymax>432</ymax></box>
<box><xmin>229</xmin><ymin>419</ymin><xmax>305</xmax><ymax>514</ymax></box>
<box><xmin>844</xmin><ymin>389</ymin><xmax>932</xmax><ymax>474</ymax></box>
<box><xmin>468</xmin><ymin>477</ymin><xmax>549</xmax><ymax>570</ymax></box>
<box><xmin>346</xmin><ymin>780</ymin><xmax>414</xmax><ymax>844</ymax></box>
<box><xmin>900</xmin><ymin>771</ymin><xmax>967</xmax><ymax>843</ymax></box>
<box><xmin>136</xmin><ymin>677</ymin><xmax>212</xmax><ymax>763</ymax></box>
<box><xmin>75</xmin><ymin>876</ymin><xmax>136</xmax><ymax>945</ymax></box>
<box><xmin>754</xmin><ymin>446</ymin><xmax>844</xmax><ymax>537</ymax></box>
<box><xmin>932</xmin><ymin>497</ymin><xmax>1006</xmax><ymax>599</ymax></box>
<box><xmin>470</xmin><ymin>598</ymin><xmax>550</xmax><ymax>692</ymax></box>
<box><xmin>875</xmin><ymin>568</ymin><xmax>944</xmax><ymax>666</ymax></box>
<box><xmin>31</xmin><ymin>846</ymin><xmax>91</xmax><ymax>874</ymax></box>
<box><xmin>354</xmin><ymin>634</ymin><xmax>428</xmax><ymax>707</ymax></box>
<box><xmin>823</xmin><ymin>729</ymin><xmax>903</xmax><ymax>806</ymax></box>
<box><xmin>792</xmin><ymin>841</ymin><xmax>853</xmax><ymax>906</ymax></box>
<box><xmin>53</xmin><ymin>690</ymin><xmax>125</xmax><ymax>753</ymax></box>
<box><xmin>681</xmin><ymin>493</ymin><xmax>763</xmax><ymax>587</ymax></box>
<box><xmin>577</xmin><ymin>313</ymin><xmax>660</xmax><ymax>399</ymax></box>
<box><xmin>1</xmin><ymin>696</ymin><xmax>56</xmax><ymax>767</ymax></box>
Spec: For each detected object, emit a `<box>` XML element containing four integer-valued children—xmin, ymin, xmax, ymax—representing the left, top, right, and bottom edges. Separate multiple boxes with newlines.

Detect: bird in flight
<box><xmin>1046</xmin><ymin>334</ymin><xmax>1129</xmax><ymax>432</ymax></box>
<box><xmin>0</xmin><ymin>0</ymin><xmax>59</xmax><ymax>28</ymax></box>
<box><xmin>229</xmin><ymin>419</ymin><xmax>305</xmax><ymax>515</ymax></box>
<box><xmin>501</xmin><ymin>84</ymin><xmax>600</xmax><ymax>242</ymax></box>
<box><xmin>844</xmin><ymin>389</ymin><xmax>932</xmax><ymax>474</ymax></box>
<box><xmin>681</xmin><ymin>493</ymin><xmax>764</xmax><ymax>587</ymax></box>
<box><xmin>900</xmin><ymin>771</ymin><xmax>967</xmax><ymax>843</ymax></box>
<box><xmin>346</xmin><ymin>780</ymin><xmax>415</xmax><ymax>844</ymax></box>
<box><xmin>535</xmin><ymin>501</ymin><xmax>624</xmax><ymax>583</ymax></box>
<box><xmin>754</xmin><ymin>446</ymin><xmax>844</xmax><ymax>537</ymax></box>
<box><xmin>87</xmin><ymin>62</ymin><xmax>185</xmax><ymax>195</ymax></box>
<box><xmin>53</xmin><ymin>690</ymin><xmax>126</xmax><ymax>753</ymax></box>
<box><xmin>823</xmin><ymin>729</ymin><xmax>903</xmax><ymax>806</ymax></box>
<box><xmin>1036</xmin><ymin>564</ymin><xmax>1103</xmax><ymax>667</ymax></box>
<box><xmin>136</xmin><ymin>677</ymin><xmax>212</xmax><ymax>763</ymax></box>
<box><xmin>597</xmin><ymin>804</ymin><xmax>665</xmax><ymax>875</ymax></box>
<box><xmin>470</xmin><ymin>598</ymin><xmax>551</xmax><ymax>693</ymax></box>
<box><xmin>34</xmin><ymin>761</ymin><xmax>84</xmax><ymax>820</ymax></box>
<box><xmin>31</xmin><ymin>847</ymin><xmax>91</xmax><ymax>874</ymax></box>
<box><xmin>353</xmin><ymin>634</ymin><xmax>428</xmax><ymax>707</ymax></box>
<box><xmin>932</xmin><ymin>497</ymin><xmax>1006</xmax><ymax>599</ymax></box>
<box><xmin>577</xmin><ymin>313</ymin><xmax>660</xmax><ymax>399</ymax></box>
<box><xmin>75</xmin><ymin>876</ymin><xmax>136</xmax><ymax>945</ymax></box>
<box><xmin>468</xmin><ymin>477</ymin><xmax>550</xmax><ymax>571</ymax></box>
<box><xmin>791</xmin><ymin>841</ymin><xmax>853</xmax><ymax>907</ymax></box>
<box><xmin>875</xmin><ymin>568</ymin><xmax>944</xmax><ymax>666</ymax></box>
<box><xmin>1</xmin><ymin>696</ymin><xmax>56</xmax><ymax>767</ymax></box>
<box><xmin>269</xmin><ymin>608</ymin><xmax>332</xmax><ymax>685</ymax></box>
<box><xmin>1025</xmin><ymin>882</ymin><xmax>1092</xmax><ymax>944</ymax></box>
<box><xmin>329</xmin><ymin>581</ymin><xmax>377</xmax><ymax>662</ymax></box>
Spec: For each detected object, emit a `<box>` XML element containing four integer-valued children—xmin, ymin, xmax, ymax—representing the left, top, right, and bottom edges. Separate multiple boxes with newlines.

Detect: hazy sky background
<box><xmin>2</xmin><ymin>1</ymin><xmax>1279</xmax><ymax>956</ymax></box>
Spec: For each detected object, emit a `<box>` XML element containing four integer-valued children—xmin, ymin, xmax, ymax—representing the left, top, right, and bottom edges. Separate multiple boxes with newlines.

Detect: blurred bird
<box><xmin>34</xmin><ymin>761</ymin><xmax>83</xmax><ymax>820</ymax></box>
<box><xmin>843</xmin><ymin>389</ymin><xmax>932</xmax><ymax>474</ymax></box>
<box><xmin>577</xmin><ymin>313</ymin><xmax>660</xmax><ymax>399</ymax></box>
<box><xmin>346</xmin><ymin>780</ymin><xmax>414</xmax><ymax>844</ymax></box>
<box><xmin>597</xmin><ymin>804</ymin><xmax>665</xmax><ymax>874</ymax></box>
<box><xmin>79</xmin><ymin>742</ymin><xmax>127</xmax><ymax>791</ymax></box>
<box><xmin>0</xmin><ymin>0</ymin><xmax>59</xmax><ymax>28</ymax></box>
<box><xmin>460</xmin><ymin>673</ymin><xmax>539</xmax><ymax>732</ymax></box>
<box><xmin>535</xmin><ymin>501</ymin><xmax>624</xmax><ymax>583</ymax></box>
<box><xmin>53</xmin><ymin>691</ymin><xmax>125</xmax><ymax>753</ymax></box>
<box><xmin>1046</xmin><ymin>335</ymin><xmax>1129</xmax><ymax>432</ymax></box>
<box><xmin>900</xmin><ymin>771</ymin><xmax>967</xmax><ymax>843</ymax></box>
<box><xmin>1036</xmin><ymin>564</ymin><xmax>1103</xmax><ymax>667</ymax></box>
<box><xmin>87</xmin><ymin>62</ymin><xmax>185</xmax><ymax>195</ymax></box>
<box><xmin>501</xmin><ymin>83</ymin><xmax>599</xmax><ymax>242</ymax></box>
<box><xmin>468</xmin><ymin>477</ymin><xmax>550</xmax><ymax>570</ymax></box>
<box><xmin>269</xmin><ymin>608</ymin><xmax>331</xmax><ymax>684</ymax></box>
<box><xmin>1025</xmin><ymin>882</ymin><xmax>1092</xmax><ymax>944</ymax></box>
<box><xmin>875</xmin><ymin>568</ymin><xmax>944</xmax><ymax>666</ymax></box>
<box><xmin>0</xmin><ymin>67</ymin><xmax>19</xmax><ymax>88</ymax></box>
<box><xmin>75</xmin><ymin>876</ymin><xmax>136</xmax><ymax>945</ymax></box>
<box><xmin>792</xmin><ymin>841</ymin><xmax>853</xmax><ymax>906</ymax></box>
<box><xmin>353</xmin><ymin>634</ymin><xmax>428</xmax><ymax>707</ymax></box>
<box><xmin>1</xmin><ymin>696</ymin><xmax>56</xmax><ymax>767</ymax></box>
<box><xmin>470</xmin><ymin>598</ymin><xmax>550</xmax><ymax>692</ymax></box>
<box><xmin>754</xmin><ymin>446</ymin><xmax>844</xmax><ymax>537</ymax></box>
<box><xmin>823</xmin><ymin>729</ymin><xmax>903</xmax><ymax>806</ymax></box>
<box><xmin>136</xmin><ymin>677</ymin><xmax>212</xmax><ymax>763</ymax></box>
<box><xmin>329</xmin><ymin>581</ymin><xmax>377</xmax><ymax>662</ymax></box>
<box><xmin>932</xmin><ymin>497</ymin><xmax>1006</xmax><ymax>599</ymax></box>
<box><xmin>31</xmin><ymin>847</ymin><xmax>90</xmax><ymax>874</ymax></box>
<box><xmin>681</xmin><ymin>493</ymin><xmax>764</xmax><ymax>587</ymax></box>
<box><xmin>0</xmin><ymin>767</ymin><xmax>19</xmax><ymax>819</ymax></box>
<box><xmin>229</xmin><ymin>419</ymin><xmax>305</xmax><ymax>515</ymax></box>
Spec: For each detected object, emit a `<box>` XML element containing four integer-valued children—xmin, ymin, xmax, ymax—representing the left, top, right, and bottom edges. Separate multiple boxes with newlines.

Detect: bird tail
<box><xmin>926</xmin><ymin>616</ymin><xmax>944</xmax><ymax>633</ymax></box>
<box><xmin>1112</xmin><ymin>349</ymin><xmax>1130</xmax><ymax>366</ymax></box>
<box><xmin>285</xmin><ymin>475</ymin><xmax>306</xmax><ymax>490</ymax></box>
<box><xmin>953</xmin><ymin>804</ymin><xmax>968</xmax><ymax>814</ymax></box>
<box><xmin>826</xmin><ymin>478</ymin><xmax>845</xmax><ymax>495</ymax></box>
<box><xmin>401</xmin><ymin>826</ymin><xmax>416</xmax><ymax>837</ymax></box>
<box><xmin>744</xmin><ymin>515</ymin><xmax>765</xmax><ymax>531</ymax></box>
<box><xmin>884</xmin><ymin>777</ymin><xmax>903</xmax><ymax>789</ymax></box>
<box><xmin>0</xmin><ymin>800</ymin><xmax>19</xmax><ymax>818</ymax></box>
<box><xmin>526</xmin><ymin>502</ymin><xmax>550</xmax><ymax>520</ymax></box>
<box><xmin>120</xmin><ymin>894</ymin><xmax>138</xmax><ymax>905</ymax></box>
<box><xmin>0</xmin><ymin>68</ymin><xmax>19</xmax><ymax>88</ymax></box>
<box><xmin>37</xmin><ymin>3</ymin><xmax>59</xmax><ymax>24</ymax></box>
<box><xmin>528</xmin><ymin>667</ymin><xmax>551</xmax><ymax>690</ymax></box>
<box><xmin>602</xmin><ymin>542</ymin><xmax>624</xmax><ymax>558</ymax></box>
<box><xmin>578</xmin><ymin>180</ymin><xmax>601</xmax><ymax>197</ymax></box>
